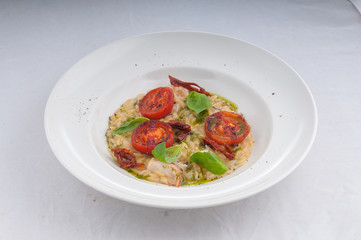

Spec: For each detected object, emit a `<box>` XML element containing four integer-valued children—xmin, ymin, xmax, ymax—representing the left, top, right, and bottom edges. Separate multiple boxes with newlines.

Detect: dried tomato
<box><xmin>111</xmin><ymin>148</ymin><xmax>137</xmax><ymax>168</ymax></box>
<box><xmin>202</xmin><ymin>137</ymin><xmax>235</xmax><ymax>160</ymax></box>
<box><xmin>169</xmin><ymin>75</ymin><xmax>210</xmax><ymax>96</ymax></box>
<box><xmin>168</xmin><ymin>120</ymin><xmax>191</xmax><ymax>142</ymax></box>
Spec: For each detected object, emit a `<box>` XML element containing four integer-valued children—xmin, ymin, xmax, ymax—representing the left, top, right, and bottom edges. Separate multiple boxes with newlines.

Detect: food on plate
<box><xmin>205</xmin><ymin>111</ymin><xmax>250</xmax><ymax>145</ymax></box>
<box><xmin>139</xmin><ymin>87</ymin><xmax>174</xmax><ymax>119</ymax></box>
<box><xmin>131</xmin><ymin>120</ymin><xmax>174</xmax><ymax>155</ymax></box>
<box><xmin>106</xmin><ymin>76</ymin><xmax>254</xmax><ymax>186</ymax></box>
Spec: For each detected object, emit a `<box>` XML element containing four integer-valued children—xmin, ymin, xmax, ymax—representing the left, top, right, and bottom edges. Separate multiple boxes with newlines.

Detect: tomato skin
<box><xmin>131</xmin><ymin>120</ymin><xmax>174</xmax><ymax>155</ymax></box>
<box><xmin>205</xmin><ymin>111</ymin><xmax>250</xmax><ymax>145</ymax></box>
<box><xmin>139</xmin><ymin>87</ymin><xmax>174</xmax><ymax>119</ymax></box>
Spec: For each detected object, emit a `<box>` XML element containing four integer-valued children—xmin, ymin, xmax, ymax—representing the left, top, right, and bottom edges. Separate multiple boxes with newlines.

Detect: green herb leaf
<box><xmin>186</xmin><ymin>91</ymin><xmax>212</xmax><ymax>114</ymax></box>
<box><xmin>190</xmin><ymin>152</ymin><xmax>228</xmax><ymax>175</ymax></box>
<box><xmin>152</xmin><ymin>142</ymin><xmax>183</xmax><ymax>163</ymax></box>
<box><xmin>165</xmin><ymin>145</ymin><xmax>183</xmax><ymax>163</ymax></box>
<box><xmin>113</xmin><ymin>117</ymin><xmax>149</xmax><ymax>135</ymax></box>
<box><xmin>152</xmin><ymin>142</ymin><xmax>166</xmax><ymax>162</ymax></box>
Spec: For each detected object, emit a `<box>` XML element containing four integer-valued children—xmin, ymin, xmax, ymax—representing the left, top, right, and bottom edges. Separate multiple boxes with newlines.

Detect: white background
<box><xmin>1</xmin><ymin>0</ymin><xmax>361</xmax><ymax>239</ymax></box>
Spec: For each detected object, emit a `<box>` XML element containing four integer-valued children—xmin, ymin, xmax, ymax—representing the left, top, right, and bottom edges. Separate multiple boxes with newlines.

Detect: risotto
<box><xmin>106</xmin><ymin>76</ymin><xmax>254</xmax><ymax>186</ymax></box>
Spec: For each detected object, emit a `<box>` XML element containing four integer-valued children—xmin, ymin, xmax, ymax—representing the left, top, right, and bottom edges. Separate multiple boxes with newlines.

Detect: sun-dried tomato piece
<box><xmin>202</xmin><ymin>137</ymin><xmax>235</xmax><ymax>160</ymax></box>
<box><xmin>176</xmin><ymin>131</ymin><xmax>189</xmax><ymax>142</ymax></box>
<box><xmin>168</xmin><ymin>120</ymin><xmax>191</xmax><ymax>132</ymax></box>
<box><xmin>111</xmin><ymin>148</ymin><xmax>138</xmax><ymax>168</ymax></box>
<box><xmin>169</xmin><ymin>75</ymin><xmax>211</xmax><ymax>96</ymax></box>
<box><xmin>168</xmin><ymin>120</ymin><xmax>191</xmax><ymax>142</ymax></box>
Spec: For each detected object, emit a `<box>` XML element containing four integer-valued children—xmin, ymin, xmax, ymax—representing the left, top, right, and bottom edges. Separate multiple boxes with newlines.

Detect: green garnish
<box><xmin>152</xmin><ymin>142</ymin><xmax>182</xmax><ymax>163</ymax></box>
<box><xmin>126</xmin><ymin>169</ymin><xmax>149</xmax><ymax>181</ymax></box>
<box><xmin>210</xmin><ymin>93</ymin><xmax>238</xmax><ymax>111</ymax></box>
<box><xmin>195</xmin><ymin>109</ymin><xmax>209</xmax><ymax>124</ymax></box>
<box><xmin>190</xmin><ymin>152</ymin><xmax>228</xmax><ymax>175</ymax></box>
<box><xmin>113</xmin><ymin>117</ymin><xmax>149</xmax><ymax>135</ymax></box>
<box><xmin>189</xmin><ymin>178</ymin><xmax>214</xmax><ymax>185</ymax></box>
<box><xmin>232</xmin><ymin>145</ymin><xmax>243</xmax><ymax>153</ymax></box>
<box><xmin>186</xmin><ymin>91</ymin><xmax>212</xmax><ymax>114</ymax></box>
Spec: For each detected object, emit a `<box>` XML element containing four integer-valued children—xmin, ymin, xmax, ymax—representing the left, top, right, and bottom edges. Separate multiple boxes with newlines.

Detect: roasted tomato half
<box><xmin>205</xmin><ymin>111</ymin><xmax>250</xmax><ymax>145</ymax></box>
<box><xmin>131</xmin><ymin>120</ymin><xmax>174</xmax><ymax>154</ymax></box>
<box><xmin>139</xmin><ymin>87</ymin><xmax>174</xmax><ymax>119</ymax></box>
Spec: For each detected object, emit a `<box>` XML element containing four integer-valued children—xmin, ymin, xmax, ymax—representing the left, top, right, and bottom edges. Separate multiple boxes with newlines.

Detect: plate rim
<box><xmin>44</xmin><ymin>31</ymin><xmax>318</xmax><ymax>209</ymax></box>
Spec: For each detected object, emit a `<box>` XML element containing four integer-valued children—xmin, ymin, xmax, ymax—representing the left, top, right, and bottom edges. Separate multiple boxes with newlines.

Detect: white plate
<box><xmin>44</xmin><ymin>32</ymin><xmax>317</xmax><ymax>209</ymax></box>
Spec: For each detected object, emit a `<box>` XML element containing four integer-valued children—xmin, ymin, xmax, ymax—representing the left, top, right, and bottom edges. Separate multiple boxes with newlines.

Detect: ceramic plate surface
<box><xmin>44</xmin><ymin>32</ymin><xmax>317</xmax><ymax>209</ymax></box>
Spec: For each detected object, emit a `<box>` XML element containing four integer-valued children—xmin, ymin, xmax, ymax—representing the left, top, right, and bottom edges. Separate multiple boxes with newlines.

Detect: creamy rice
<box><xmin>106</xmin><ymin>86</ymin><xmax>254</xmax><ymax>186</ymax></box>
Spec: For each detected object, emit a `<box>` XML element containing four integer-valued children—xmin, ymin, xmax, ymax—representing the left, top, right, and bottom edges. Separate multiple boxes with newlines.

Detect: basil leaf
<box><xmin>186</xmin><ymin>91</ymin><xmax>212</xmax><ymax>114</ymax></box>
<box><xmin>165</xmin><ymin>145</ymin><xmax>183</xmax><ymax>163</ymax></box>
<box><xmin>113</xmin><ymin>117</ymin><xmax>149</xmax><ymax>135</ymax></box>
<box><xmin>190</xmin><ymin>152</ymin><xmax>228</xmax><ymax>175</ymax></box>
<box><xmin>152</xmin><ymin>142</ymin><xmax>166</xmax><ymax>162</ymax></box>
<box><xmin>152</xmin><ymin>142</ymin><xmax>183</xmax><ymax>163</ymax></box>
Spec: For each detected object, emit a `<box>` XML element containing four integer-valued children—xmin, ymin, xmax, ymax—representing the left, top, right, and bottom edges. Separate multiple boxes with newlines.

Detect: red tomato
<box><xmin>131</xmin><ymin>120</ymin><xmax>174</xmax><ymax>155</ymax></box>
<box><xmin>139</xmin><ymin>87</ymin><xmax>174</xmax><ymax>119</ymax></box>
<box><xmin>205</xmin><ymin>111</ymin><xmax>250</xmax><ymax>145</ymax></box>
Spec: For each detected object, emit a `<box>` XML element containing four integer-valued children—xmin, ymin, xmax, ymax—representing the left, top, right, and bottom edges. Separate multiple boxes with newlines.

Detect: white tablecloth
<box><xmin>1</xmin><ymin>0</ymin><xmax>360</xmax><ymax>239</ymax></box>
